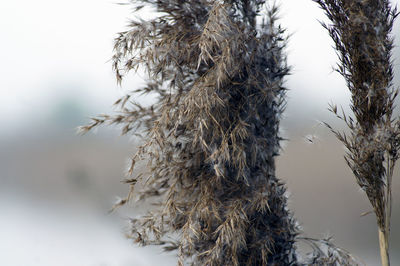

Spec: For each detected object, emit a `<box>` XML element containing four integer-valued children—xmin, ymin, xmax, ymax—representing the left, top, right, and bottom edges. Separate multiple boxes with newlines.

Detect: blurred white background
<box><xmin>0</xmin><ymin>0</ymin><xmax>399</xmax><ymax>265</ymax></box>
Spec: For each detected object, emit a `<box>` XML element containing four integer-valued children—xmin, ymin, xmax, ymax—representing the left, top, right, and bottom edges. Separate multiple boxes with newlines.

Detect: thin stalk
<box><xmin>379</xmin><ymin>151</ymin><xmax>393</xmax><ymax>266</ymax></box>
<box><xmin>386</xmin><ymin>153</ymin><xmax>393</xmax><ymax>238</ymax></box>
<box><xmin>378</xmin><ymin>228</ymin><xmax>389</xmax><ymax>266</ymax></box>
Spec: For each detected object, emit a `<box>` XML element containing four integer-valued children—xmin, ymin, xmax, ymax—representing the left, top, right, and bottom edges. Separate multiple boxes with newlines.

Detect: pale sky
<box><xmin>0</xmin><ymin>0</ymin><xmax>399</xmax><ymax>133</ymax></box>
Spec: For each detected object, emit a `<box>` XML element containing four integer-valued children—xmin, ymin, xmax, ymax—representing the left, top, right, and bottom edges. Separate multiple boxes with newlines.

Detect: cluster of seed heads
<box><xmin>77</xmin><ymin>0</ymin><xmax>378</xmax><ymax>265</ymax></box>
<box><xmin>315</xmin><ymin>0</ymin><xmax>398</xmax><ymax>265</ymax></box>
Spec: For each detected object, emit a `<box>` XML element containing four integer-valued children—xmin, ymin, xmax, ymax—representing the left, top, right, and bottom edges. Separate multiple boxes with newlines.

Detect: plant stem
<box><xmin>378</xmin><ymin>228</ymin><xmax>390</xmax><ymax>266</ymax></box>
<box><xmin>380</xmin><ymin>152</ymin><xmax>393</xmax><ymax>266</ymax></box>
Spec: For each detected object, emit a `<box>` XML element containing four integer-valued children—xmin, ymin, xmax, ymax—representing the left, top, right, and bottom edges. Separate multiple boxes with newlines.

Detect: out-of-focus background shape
<box><xmin>0</xmin><ymin>0</ymin><xmax>399</xmax><ymax>265</ymax></box>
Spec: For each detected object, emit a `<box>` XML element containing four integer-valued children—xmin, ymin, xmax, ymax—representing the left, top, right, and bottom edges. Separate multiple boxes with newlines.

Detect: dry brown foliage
<box><xmin>314</xmin><ymin>0</ymin><xmax>399</xmax><ymax>265</ymax></box>
<box><xmin>80</xmin><ymin>0</ymin><xmax>363</xmax><ymax>265</ymax></box>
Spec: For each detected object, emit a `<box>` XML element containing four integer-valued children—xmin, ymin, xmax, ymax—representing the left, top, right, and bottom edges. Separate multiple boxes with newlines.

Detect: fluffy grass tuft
<box><xmin>314</xmin><ymin>0</ymin><xmax>399</xmax><ymax>265</ymax></box>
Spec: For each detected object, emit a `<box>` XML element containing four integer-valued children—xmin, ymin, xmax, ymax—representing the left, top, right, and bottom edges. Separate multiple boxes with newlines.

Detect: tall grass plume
<box><xmin>80</xmin><ymin>0</ymin><xmax>362</xmax><ymax>265</ymax></box>
<box><xmin>314</xmin><ymin>0</ymin><xmax>399</xmax><ymax>265</ymax></box>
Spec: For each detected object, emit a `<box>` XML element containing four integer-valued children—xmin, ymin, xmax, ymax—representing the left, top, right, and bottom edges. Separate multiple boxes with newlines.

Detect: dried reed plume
<box><xmin>80</xmin><ymin>0</ymin><xmax>361</xmax><ymax>265</ymax></box>
<box><xmin>314</xmin><ymin>0</ymin><xmax>399</xmax><ymax>265</ymax></box>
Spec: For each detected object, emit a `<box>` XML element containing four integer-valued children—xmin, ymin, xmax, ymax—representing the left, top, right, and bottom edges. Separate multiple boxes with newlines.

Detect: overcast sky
<box><xmin>0</xmin><ymin>0</ymin><xmax>399</xmax><ymax>134</ymax></box>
